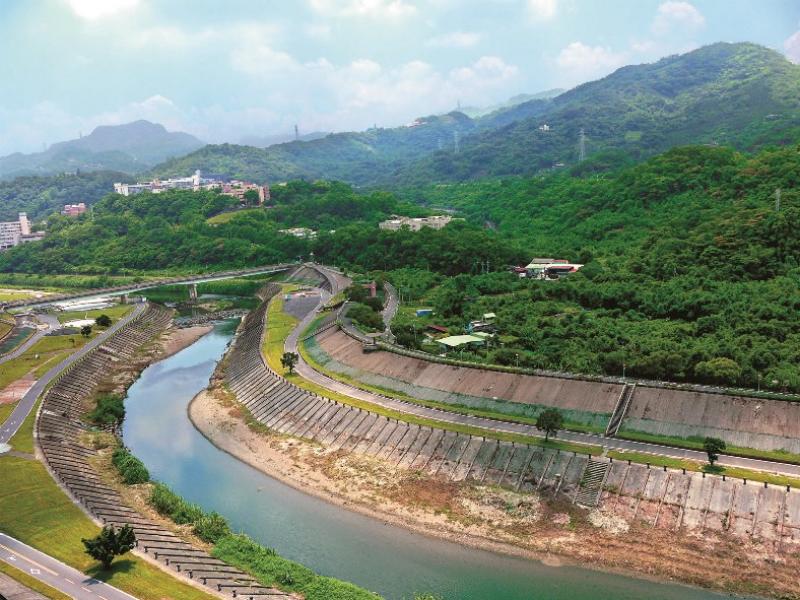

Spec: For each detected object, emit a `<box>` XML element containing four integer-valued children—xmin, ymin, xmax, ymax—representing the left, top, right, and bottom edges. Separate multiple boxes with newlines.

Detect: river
<box><xmin>122</xmin><ymin>321</ymin><xmax>740</xmax><ymax>600</ymax></box>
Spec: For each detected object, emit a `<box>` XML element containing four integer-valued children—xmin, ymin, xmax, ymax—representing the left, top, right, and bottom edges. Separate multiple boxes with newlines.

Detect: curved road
<box><xmin>0</xmin><ymin>303</ymin><xmax>146</xmax><ymax>447</ymax></box>
<box><xmin>286</xmin><ymin>286</ymin><xmax>800</xmax><ymax>480</ymax></box>
<box><xmin>0</xmin><ymin>314</ymin><xmax>60</xmax><ymax>366</ymax></box>
<box><xmin>0</xmin><ymin>533</ymin><xmax>136</xmax><ymax>600</ymax></box>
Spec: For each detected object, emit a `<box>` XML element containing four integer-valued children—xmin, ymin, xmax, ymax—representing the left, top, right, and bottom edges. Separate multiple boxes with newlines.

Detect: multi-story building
<box><xmin>378</xmin><ymin>215</ymin><xmax>454</xmax><ymax>232</ymax></box>
<box><xmin>0</xmin><ymin>213</ymin><xmax>43</xmax><ymax>250</ymax></box>
<box><xmin>114</xmin><ymin>171</ymin><xmax>269</xmax><ymax>205</ymax></box>
<box><xmin>62</xmin><ymin>203</ymin><xmax>87</xmax><ymax>216</ymax></box>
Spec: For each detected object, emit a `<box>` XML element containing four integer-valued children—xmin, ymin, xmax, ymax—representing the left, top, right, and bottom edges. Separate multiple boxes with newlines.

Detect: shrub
<box><xmin>193</xmin><ymin>512</ymin><xmax>232</xmax><ymax>543</ymax></box>
<box><xmin>348</xmin><ymin>303</ymin><xmax>384</xmax><ymax>331</ymax></box>
<box><xmin>148</xmin><ymin>482</ymin><xmax>203</xmax><ymax>524</ymax></box>
<box><xmin>87</xmin><ymin>394</ymin><xmax>125</xmax><ymax>427</ymax></box>
<box><xmin>111</xmin><ymin>447</ymin><xmax>149</xmax><ymax>484</ymax></box>
<box><xmin>95</xmin><ymin>314</ymin><xmax>112</xmax><ymax>327</ymax></box>
<box><xmin>363</xmin><ymin>296</ymin><xmax>383</xmax><ymax>312</ymax></box>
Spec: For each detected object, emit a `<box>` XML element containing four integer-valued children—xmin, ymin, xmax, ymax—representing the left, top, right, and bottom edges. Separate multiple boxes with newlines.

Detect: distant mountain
<box><xmin>0</xmin><ymin>120</ymin><xmax>203</xmax><ymax>179</ymax></box>
<box><xmin>150</xmin><ymin>111</ymin><xmax>481</xmax><ymax>184</ymax></box>
<box><xmin>149</xmin><ymin>43</ymin><xmax>800</xmax><ymax>187</ymax></box>
<box><xmin>460</xmin><ymin>89</ymin><xmax>564</xmax><ymax>118</ymax></box>
<box><xmin>240</xmin><ymin>131</ymin><xmax>329</xmax><ymax>148</ymax></box>
<box><xmin>396</xmin><ymin>42</ymin><xmax>800</xmax><ymax>183</ymax></box>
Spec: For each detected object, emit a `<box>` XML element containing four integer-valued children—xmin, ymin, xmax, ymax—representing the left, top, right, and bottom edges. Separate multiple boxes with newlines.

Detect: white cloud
<box><xmin>557</xmin><ymin>42</ymin><xmax>626</xmax><ymax>72</ymax></box>
<box><xmin>527</xmin><ymin>0</ymin><xmax>557</xmax><ymax>22</ymax></box>
<box><xmin>426</xmin><ymin>31</ymin><xmax>482</xmax><ymax>48</ymax></box>
<box><xmin>652</xmin><ymin>1</ymin><xmax>705</xmax><ymax>35</ymax></box>
<box><xmin>785</xmin><ymin>30</ymin><xmax>800</xmax><ymax>64</ymax></box>
<box><xmin>65</xmin><ymin>0</ymin><xmax>140</xmax><ymax>20</ymax></box>
<box><xmin>309</xmin><ymin>0</ymin><xmax>418</xmax><ymax>20</ymax></box>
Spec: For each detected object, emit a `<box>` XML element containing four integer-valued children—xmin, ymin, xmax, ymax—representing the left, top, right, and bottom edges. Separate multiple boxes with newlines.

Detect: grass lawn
<box><xmin>0</xmin><ymin>401</ymin><xmax>17</xmax><ymax>425</ymax></box>
<box><xmin>263</xmin><ymin>295</ymin><xmax>602</xmax><ymax>456</ymax></box>
<box><xmin>617</xmin><ymin>429</ymin><xmax>800</xmax><ymax>466</ymax></box>
<box><xmin>607</xmin><ymin>450</ymin><xmax>800</xmax><ymax>489</ymax></box>
<box><xmin>206</xmin><ymin>207</ymin><xmax>263</xmax><ymax>225</ymax></box>
<box><xmin>0</xmin><ymin>456</ymin><xmax>217</xmax><ymax>600</ymax></box>
<box><xmin>0</xmin><ymin>334</ymin><xmax>89</xmax><ymax>390</ymax></box>
<box><xmin>0</xmin><ymin>560</ymin><xmax>71</xmax><ymax>600</ymax></box>
<box><xmin>56</xmin><ymin>304</ymin><xmax>133</xmax><ymax>325</ymax></box>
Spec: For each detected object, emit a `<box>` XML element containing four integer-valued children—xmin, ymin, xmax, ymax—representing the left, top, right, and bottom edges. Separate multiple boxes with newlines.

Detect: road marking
<box><xmin>82</xmin><ymin>586</ymin><xmax>92</xmax><ymax>592</ymax></box>
<box><xmin>0</xmin><ymin>544</ymin><xmax>58</xmax><ymax>576</ymax></box>
<box><xmin>30</xmin><ymin>568</ymin><xmax>40</xmax><ymax>575</ymax></box>
<box><xmin>65</xmin><ymin>578</ymin><xmax>75</xmax><ymax>584</ymax></box>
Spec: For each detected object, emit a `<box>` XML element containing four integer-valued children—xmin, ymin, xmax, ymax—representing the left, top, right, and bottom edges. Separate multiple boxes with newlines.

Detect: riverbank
<box><xmin>190</xmin><ymin>385</ymin><xmax>800</xmax><ymax>600</ymax></box>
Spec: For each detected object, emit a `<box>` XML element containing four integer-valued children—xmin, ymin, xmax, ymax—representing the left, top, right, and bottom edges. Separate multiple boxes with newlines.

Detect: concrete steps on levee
<box><xmin>574</xmin><ymin>459</ymin><xmax>610</xmax><ymax>507</ymax></box>
<box><xmin>605</xmin><ymin>383</ymin><xmax>636</xmax><ymax>437</ymax></box>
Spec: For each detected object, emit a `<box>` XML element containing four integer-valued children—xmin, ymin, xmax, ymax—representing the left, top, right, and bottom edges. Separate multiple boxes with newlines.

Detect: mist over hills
<box><xmin>150</xmin><ymin>42</ymin><xmax>800</xmax><ymax>187</ymax></box>
<box><xmin>0</xmin><ymin>120</ymin><xmax>203</xmax><ymax>180</ymax></box>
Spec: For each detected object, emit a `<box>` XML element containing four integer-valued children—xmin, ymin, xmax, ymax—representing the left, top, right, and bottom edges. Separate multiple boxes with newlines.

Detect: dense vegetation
<box><xmin>387</xmin><ymin>144</ymin><xmax>800</xmax><ymax>391</ymax></box>
<box><xmin>0</xmin><ymin>170</ymin><xmax>131</xmax><ymax>221</ymax></box>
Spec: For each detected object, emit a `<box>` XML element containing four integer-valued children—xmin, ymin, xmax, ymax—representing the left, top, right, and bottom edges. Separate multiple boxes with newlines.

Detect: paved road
<box><xmin>0</xmin><ymin>303</ymin><xmax>145</xmax><ymax>446</ymax></box>
<box><xmin>287</xmin><ymin>289</ymin><xmax>800</xmax><ymax>480</ymax></box>
<box><xmin>0</xmin><ymin>315</ymin><xmax>60</xmax><ymax>367</ymax></box>
<box><xmin>0</xmin><ymin>533</ymin><xmax>136</xmax><ymax>600</ymax></box>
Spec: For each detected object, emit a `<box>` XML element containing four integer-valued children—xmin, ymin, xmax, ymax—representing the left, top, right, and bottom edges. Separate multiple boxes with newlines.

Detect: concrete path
<box><xmin>0</xmin><ymin>304</ymin><xmax>146</xmax><ymax>446</ymax></box>
<box><xmin>381</xmin><ymin>282</ymin><xmax>398</xmax><ymax>335</ymax></box>
<box><xmin>0</xmin><ymin>533</ymin><xmax>136</xmax><ymax>600</ymax></box>
<box><xmin>287</xmin><ymin>289</ymin><xmax>800</xmax><ymax>480</ymax></box>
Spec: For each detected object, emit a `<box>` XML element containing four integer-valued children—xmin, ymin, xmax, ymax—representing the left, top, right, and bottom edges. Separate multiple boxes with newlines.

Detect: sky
<box><xmin>0</xmin><ymin>0</ymin><xmax>798</xmax><ymax>155</ymax></box>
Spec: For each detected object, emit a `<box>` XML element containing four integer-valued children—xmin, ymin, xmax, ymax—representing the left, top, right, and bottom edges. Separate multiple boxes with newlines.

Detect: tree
<box><xmin>536</xmin><ymin>408</ymin><xmax>564</xmax><ymax>442</ymax></box>
<box><xmin>242</xmin><ymin>189</ymin><xmax>261</xmax><ymax>206</ymax></box>
<box><xmin>80</xmin><ymin>325</ymin><xmax>92</xmax><ymax>337</ymax></box>
<box><xmin>703</xmin><ymin>437</ymin><xmax>726</xmax><ymax>466</ymax></box>
<box><xmin>82</xmin><ymin>524</ymin><xmax>136</xmax><ymax>569</ymax></box>
<box><xmin>281</xmin><ymin>352</ymin><xmax>299</xmax><ymax>374</ymax></box>
<box><xmin>95</xmin><ymin>314</ymin><xmax>112</xmax><ymax>327</ymax></box>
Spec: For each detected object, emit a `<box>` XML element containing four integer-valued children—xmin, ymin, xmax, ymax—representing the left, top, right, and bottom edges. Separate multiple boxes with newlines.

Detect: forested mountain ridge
<box><xmin>0</xmin><ymin>170</ymin><xmax>133</xmax><ymax>221</ymax></box>
<box><xmin>396</xmin><ymin>42</ymin><xmax>800</xmax><ymax>183</ymax></box>
<box><xmin>149</xmin><ymin>110</ymin><xmax>499</xmax><ymax>184</ymax></box>
<box><xmin>0</xmin><ymin>120</ymin><xmax>203</xmax><ymax>180</ymax></box>
<box><xmin>149</xmin><ymin>43</ymin><xmax>800</xmax><ymax>187</ymax></box>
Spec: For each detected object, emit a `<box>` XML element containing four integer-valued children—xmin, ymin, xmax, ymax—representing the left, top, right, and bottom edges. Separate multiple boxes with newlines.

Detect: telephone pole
<box><xmin>578</xmin><ymin>128</ymin><xmax>586</xmax><ymax>162</ymax></box>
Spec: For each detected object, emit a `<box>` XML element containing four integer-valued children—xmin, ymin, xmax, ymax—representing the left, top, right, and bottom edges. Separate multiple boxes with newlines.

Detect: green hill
<box><xmin>397</xmin><ymin>42</ymin><xmax>800</xmax><ymax>183</ymax></box>
<box><xmin>148</xmin><ymin>43</ymin><xmax>800</xmax><ymax>187</ymax></box>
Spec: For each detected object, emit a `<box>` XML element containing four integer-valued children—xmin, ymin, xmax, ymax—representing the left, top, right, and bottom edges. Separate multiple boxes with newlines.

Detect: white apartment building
<box><xmin>379</xmin><ymin>215</ymin><xmax>454</xmax><ymax>232</ymax></box>
<box><xmin>0</xmin><ymin>213</ymin><xmax>39</xmax><ymax>250</ymax></box>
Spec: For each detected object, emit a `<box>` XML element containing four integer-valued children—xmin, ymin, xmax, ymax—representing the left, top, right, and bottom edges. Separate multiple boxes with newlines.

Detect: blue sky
<box><xmin>0</xmin><ymin>0</ymin><xmax>798</xmax><ymax>154</ymax></box>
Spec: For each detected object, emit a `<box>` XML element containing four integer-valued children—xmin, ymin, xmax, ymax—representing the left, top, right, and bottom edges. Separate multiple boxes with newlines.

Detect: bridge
<box><xmin>2</xmin><ymin>263</ymin><xmax>297</xmax><ymax>311</ymax></box>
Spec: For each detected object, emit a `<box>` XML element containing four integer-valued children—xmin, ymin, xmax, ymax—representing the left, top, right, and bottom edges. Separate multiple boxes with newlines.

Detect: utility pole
<box><xmin>294</xmin><ymin>124</ymin><xmax>299</xmax><ymax>141</ymax></box>
<box><xmin>578</xmin><ymin>128</ymin><xmax>586</xmax><ymax>162</ymax></box>
<box><xmin>775</xmin><ymin>188</ymin><xmax>781</xmax><ymax>212</ymax></box>
<box><xmin>453</xmin><ymin>130</ymin><xmax>460</xmax><ymax>154</ymax></box>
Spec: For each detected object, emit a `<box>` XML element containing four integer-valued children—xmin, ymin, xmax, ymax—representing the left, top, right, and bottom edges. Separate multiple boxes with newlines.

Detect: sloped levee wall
<box><xmin>226</xmin><ymin>296</ymin><xmax>800</xmax><ymax>549</ymax></box>
<box><xmin>316</xmin><ymin>328</ymin><xmax>800</xmax><ymax>454</ymax></box>
<box><xmin>312</xmin><ymin>328</ymin><xmax>619</xmax><ymax>430</ymax></box>
<box><xmin>623</xmin><ymin>387</ymin><xmax>800</xmax><ymax>453</ymax></box>
<box><xmin>36</xmin><ymin>303</ymin><xmax>291</xmax><ymax>599</ymax></box>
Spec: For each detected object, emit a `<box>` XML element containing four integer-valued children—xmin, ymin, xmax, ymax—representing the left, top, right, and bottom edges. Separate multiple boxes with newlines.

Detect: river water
<box><xmin>122</xmin><ymin>321</ymin><xmax>740</xmax><ymax>600</ymax></box>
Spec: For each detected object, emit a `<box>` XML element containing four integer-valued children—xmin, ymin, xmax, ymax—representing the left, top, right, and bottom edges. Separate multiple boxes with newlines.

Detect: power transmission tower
<box><xmin>775</xmin><ymin>188</ymin><xmax>782</xmax><ymax>212</ymax></box>
<box><xmin>453</xmin><ymin>130</ymin><xmax>460</xmax><ymax>154</ymax></box>
<box><xmin>578</xmin><ymin>128</ymin><xmax>586</xmax><ymax>162</ymax></box>
<box><xmin>294</xmin><ymin>124</ymin><xmax>299</xmax><ymax>141</ymax></box>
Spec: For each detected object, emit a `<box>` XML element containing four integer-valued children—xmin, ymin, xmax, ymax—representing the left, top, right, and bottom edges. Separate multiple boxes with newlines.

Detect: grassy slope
<box><xmin>0</xmin><ymin>456</ymin><xmax>217</xmax><ymax>600</ymax></box>
<box><xmin>56</xmin><ymin>304</ymin><xmax>133</xmax><ymax>324</ymax></box>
